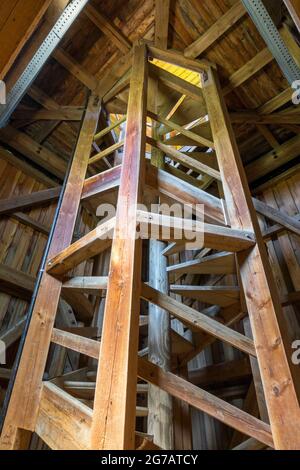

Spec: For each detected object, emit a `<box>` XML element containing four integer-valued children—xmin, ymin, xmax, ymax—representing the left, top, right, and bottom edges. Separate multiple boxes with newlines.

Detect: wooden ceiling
<box><xmin>1</xmin><ymin>0</ymin><xmax>300</xmax><ymax>189</ymax></box>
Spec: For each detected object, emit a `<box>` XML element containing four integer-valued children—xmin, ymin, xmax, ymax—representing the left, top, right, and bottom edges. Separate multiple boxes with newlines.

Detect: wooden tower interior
<box><xmin>0</xmin><ymin>0</ymin><xmax>300</xmax><ymax>451</ymax></box>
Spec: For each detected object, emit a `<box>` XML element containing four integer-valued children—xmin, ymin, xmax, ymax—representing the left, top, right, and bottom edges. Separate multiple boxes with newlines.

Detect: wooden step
<box><xmin>51</xmin><ymin>328</ymin><xmax>100</xmax><ymax>359</ymax></box>
<box><xmin>162</xmin><ymin>241</ymin><xmax>186</xmax><ymax>257</ymax></box>
<box><xmin>52</xmin><ymin>326</ymin><xmax>148</xmax><ymax>360</ymax></box>
<box><xmin>146</xmin><ymin>163</ymin><xmax>225</xmax><ymax>225</ymax></box>
<box><xmin>147</xmin><ymin>136</ymin><xmax>219</xmax><ymax>179</ymax></box>
<box><xmin>169</xmin><ymin>285</ymin><xmax>240</xmax><ymax>307</ymax></box>
<box><xmin>47</xmin><ymin>217</ymin><xmax>115</xmax><ymax>278</ymax></box>
<box><xmin>82</xmin><ymin>165</ymin><xmax>121</xmax><ymax>201</ymax></box>
<box><xmin>82</xmin><ymin>161</ymin><xmax>226</xmax><ymax>225</ymax></box>
<box><xmin>188</xmin><ymin>358</ymin><xmax>252</xmax><ymax>387</ymax></box>
<box><xmin>47</xmin><ymin>211</ymin><xmax>253</xmax><ymax>279</ymax></box>
<box><xmin>36</xmin><ymin>382</ymin><xmax>151</xmax><ymax>450</ymax></box>
<box><xmin>89</xmin><ymin>141</ymin><xmax>124</xmax><ymax>166</ymax></box>
<box><xmin>62</xmin><ymin>276</ymin><xmax>108</xmax><ymax>295</ymax></box>
<box><xmin>63</xmin><ymin>381</ymin><xmax>96</xmax><ymax>400</ymax></box>
<box><xmin>36</xmin><ymin>382</ymin><xmax>92</xmax><ymax>450</ymax></box>
<box><xmin>167</xmin><ymin>252</ymin><xmax>236</xmax><ymax>275</ymax></box>
<box><xmin>137</xmin><ymin>211</ymin><xmax>255</xmax><ymax>252</ymax></box>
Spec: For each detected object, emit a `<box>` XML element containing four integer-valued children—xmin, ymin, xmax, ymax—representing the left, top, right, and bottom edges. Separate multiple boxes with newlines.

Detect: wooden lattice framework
<box><xmin>1</xmin><ymin>41</ymin><xmax>300</xmax><ymax>451</ymax></box>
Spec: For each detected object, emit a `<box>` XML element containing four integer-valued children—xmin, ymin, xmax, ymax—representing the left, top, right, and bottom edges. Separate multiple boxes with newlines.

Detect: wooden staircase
<box><xmin>1</xmin><ymin>42</ymin><xmax>300</xmax><ymax>451</ymax></box>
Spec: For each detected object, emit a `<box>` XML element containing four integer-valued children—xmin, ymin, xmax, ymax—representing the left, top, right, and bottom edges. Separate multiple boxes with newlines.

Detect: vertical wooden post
<box><xmin>202</xmin><ymin>67</ymin><xmax>300</xmax><ymax>450</ymax></box>
<box><xmin>154</xmin><ymin>0</ymin><xmax>170</xmax><ymax>49</ymax></box>
<box><xmin>148</xmin><ymin>240</ymin><xmax>173</xmax><ymax>448</ymax></box>
<box><xmin>90</xmin><ymin>43</ymin><xmax>148</xmax><ymax>450</ymax></box>
<box><xmin>0</xmin><ymin>94</ymin><xmax>101</xmax><ymax>449</ymax></box>
<box><xmin>173</xmin><ymin>364</ymin><xmax>193</xmax><ymax>450</ymax></box>
<box><xmin>147</xmin><ymin>75</ymin><xmax>173</xmax><ymax>449</ymax></box>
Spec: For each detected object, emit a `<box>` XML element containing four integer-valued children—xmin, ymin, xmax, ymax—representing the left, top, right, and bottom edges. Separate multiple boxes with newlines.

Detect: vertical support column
<box><xmin>147</xmin><ymin>76</ymin><xmax>173</xmax><ymax>449</ymax></box>
<box><xmin>154</xmin><ymin>0</ymin><xmax>170</xmax><ymax>49</ymax></box>
<box><xmin>90</xmin><ymin>43</ymin><xmax>148</xmax><ymax>450</ymax></box>
<box><xmin>202</xmin><ymin>67</ymin><xmax>300</xmax><ymax>450</ymax></box>
<box><xmin>0</xmin><ymin>93</ymin><xmax>101</xmax><ymax>449</ymax></box>
<box><xmin>148</xmin><ymin>241</ymin><xmax>173</xmax><ymax>449</ymax></box>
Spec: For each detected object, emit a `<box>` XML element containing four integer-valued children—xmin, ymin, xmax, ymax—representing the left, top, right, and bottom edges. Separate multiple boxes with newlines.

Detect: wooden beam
<box><xmin>257</xmin><ymin>88</ymin><xmax>292</xmax><ymax>114</ymax></box>
<box><xmin>0</xmin><ymin>94</ymin><xmax>102</xmax><ymax>450</ymax></box>
<box><xmin>26</xmin><ymin>85</ymin><xmax>79</xmax><ymax>143</ymax></box>
<box><xmin>246</xmin><ymin>134</ymin><xmax>300</xmax><ymax>184</ymax></box>
<box><xmin>81</xmin><ymin>162</ymin><xmax>226</xmax><ymax>225</ymax></box>
<box><xmin>149</xmin><ymin>63</ymin><xmax>206</xmax><ymax>103</ymax></box>
<box><xmin>169</xmin><ymin>285</ymin><xmax>240</xmax><ymax>307</ymax></box>
<box><xmin>0</xmin><ymin>187</ymin><xmax>61</xmax><ymax>216</ymax></box>
<box><xmin>154</xmin><ymin>0</ymin><xmax>170</xmax><ymax>49</ymax></box>
<box><xmin>147</xmin><ymin>71</ymin><xmax>173</xmax><ymax>450</ymax></box>
<box><xmin>89</xmin><ymin>141</ymin><xmax>124</xmax><ymax>166</ymax></box>
<box><xmin>62</xmin><ymin>276</ymin><xmax>108</xmax><ymax>295</ymax></box>
<box><xmin>147</xmin><ymin>138</ymin><xmax>218</xmax><ymax>178</ymax></box>
<box><xmin>202</xmin><ymin>67</ymin><xmax>300</xmax><ymax>449</ymax></box>
<box><xmin>189</xmin><ymin>358</ymin><xmax>252</xmax><ymax>387</ymax></box>
<box><xmin>6</xmin><ymin>1</ymin><xmax>70</xmax><ymax>90</ymax></box>
<box><xmin>233</xmin><ymin>437</ymin><xmax>267</xmax><ymax>450</ymax></box>
<box><xmin>103</xmin><ymin>71</ymin><xmax>131</xmax><ymax>104</ymax></box>
<box><xmin>35</xmin><ymin>382</ymin><xmax>153</xmax><ymax>450</ymax></box>
<box><xmin>256</xmin><ymin>124</ymin><xmax>279</xmax><ymax>150</ymax></box>
<box><xmin>94</xmin><ymin>116</ymin><xmax>127</xmax><ymax>142</ymax></box>
<box><xmin>0</xmin><ymin>0</ymin><xmax>52</xmax><ymax>79</ymax></box>
<box><xmin>12</xmin><ymin>108</ymin><xmax>83</xmax><ymax>122</ymax></box>
<box><xmin>47</xmin><ymin>218</ymin><xmax>115</xmax><ymax>278</ymax></box>
<box><xmin>138</xmin><ymin>358</ymin><xmax>273</xmax><ymax>448</ymax></box>
<box><xmin>36</xmin><ymin>382</ymin><xmax>92</xmax><ymax>450</ymax></box>
<box><xmin>52</xmin><ymin>48</ymin><xmax>98</xmax><ymax>91</ymax></box>
<box><xmin>148</xmin><ymin>45</ymin><xmax>214</xmax><ymax>72</ymax></box>
<box><xmin>180</xmin><ymin>304</ymin><xmax>245</xmax><ymax>367</ymax></box>
<box><xmin>0</xmin><ymin>146</ymin><xmax>57</xmax><ymax>187</ymax></box>
<box><xmin>148</xmin><ymin>113</ymin><xmax>215</xmax><ymax>150</ymax></box>
<box><xmin>82</xmin><ymin>165</ymin><xmax>121</xmax><ymax>200</ymax></box>
<box><xmin>230</xmin><ymin>111</ymin><xmax>300</xmax><ymax>125</ymax></box>
<box><xmin>96</xmin><ymin>49</ymin><xmax>133</xmax><ymax>98</ymax></box>
<box><xmin>0</xmin><ymin>126</ymin><xmax>67</xmax><ymax>179</ymax></box>
<box><xmin>84</xmin><ymin>4</ymin><xmax>132</xmax><ymax>53</ymax></box>
<box><xmin>0</xmin><ymin>263</ymin><xmax>34</xmax><ymax>301</ymax></box>
<box><xmin>0</xmin><ymin>263</ymin><xmax>93</xmax><ymax>322</ymax></box>
<box><xmin>0</xmin><ymin>318</ymin><xmax>26</xmax><ymax>350</ymax></box>
<box><xmin>253</xmin><ymin>197</ymin><xmax>300</xmax><ymax>237</ymax></box>
<box><xmin>262</xmin><ymin>213</ymin><xmax>300</xmax><ymax>239</ymax></box>
<box><xmin>10</xmin><ymin>212</ymin><xmax>50</xmax><ymax>236</ymax></box>
<box><xmin>90</xmin><ymin>44</ymin><xmax>148</xmax><ymax>450</ymax></box>
<box><xmin>51</xmin><ymin>328</ymin><xmax>100</xmax><ymax>359</ymax></box>
<box><xmin>137</xmin><ymin>210</ymin><xmax>255</xmax><ymax>252</ymax></box>
<box><xmin>141</xmin><ymin>284</ymin><xmax>255</xmax><ymax>357</ymax></box>
<box><xmin>167</xmin><ymin>252</ymin><xmax>236</xmax><ymax>275</ymax></box>
<box><xmin>146</xmin><ymin>163</ymin><xmax>225</xmax><ymax>224</ymax></box>
<box><xmin>184</xmin><ymin>2</ymin><xmax>247</xmax><ymax>58</ymax></box>
<box><xmin>223</xmin><ymin>48</ymin><xmax>273</xmax><ymax>96</ymax></box>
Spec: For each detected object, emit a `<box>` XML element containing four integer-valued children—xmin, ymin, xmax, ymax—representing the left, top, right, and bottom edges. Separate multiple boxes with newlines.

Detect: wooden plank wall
<box><xmin>190</xmin><ymin>169</ymin><xmax>300</xmax><ymax>450</ymax></box>
<box><xmin>259</xmin><ymin>171</ymin><xmax>300</xmax><ymax>342</ymax></box>
<box><xmin>0</xmin><ymin>155</ymin><xmax>95</xmax><ymax>373</ymax></box>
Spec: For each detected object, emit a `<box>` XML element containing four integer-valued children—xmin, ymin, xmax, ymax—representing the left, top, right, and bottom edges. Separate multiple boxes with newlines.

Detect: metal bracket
<box><xmin>242</xmin><ymin>0</ymin><xmax>300</xmax><ymax>86</ymax></box>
